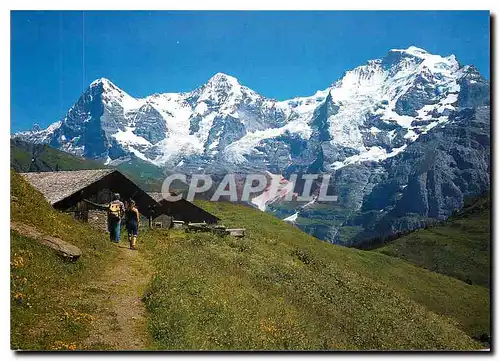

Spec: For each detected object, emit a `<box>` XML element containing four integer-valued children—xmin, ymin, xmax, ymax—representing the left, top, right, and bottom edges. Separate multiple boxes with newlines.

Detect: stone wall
<box><xmin>88</xmin><ymin>210</ymin><xmax>108</xmax><ymax>232</ymax></box>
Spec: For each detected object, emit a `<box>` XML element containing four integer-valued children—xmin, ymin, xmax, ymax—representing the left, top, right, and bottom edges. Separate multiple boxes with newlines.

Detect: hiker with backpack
<box><xmin>124</xmin><ymin>199</ymin><xmax>140</xmax><ymax>250</ymax></box>
<box><xmin>83</xmin><ymin>193</ymin><xmax>125</xmax><ymax>243</ymax></box>
<box><xmin>108</xmin><ymin>193</ymin><xmax>125</xmax><ymax>243</ymax></box>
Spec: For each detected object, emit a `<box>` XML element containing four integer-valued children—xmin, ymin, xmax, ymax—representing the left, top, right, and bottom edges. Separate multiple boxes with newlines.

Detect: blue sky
<box><xmin>11</xmin><ymin>10</ymin><xmax>490</xmax><ymax>132</ymax></box>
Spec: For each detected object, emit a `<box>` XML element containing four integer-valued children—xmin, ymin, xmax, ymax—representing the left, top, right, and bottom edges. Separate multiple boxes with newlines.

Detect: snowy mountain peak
<box><xmin>207</xmin><ymin>72</ymin><xmax>240</xmax><ymax>86</ymax></box>
<box><xmin>387</xmin><ymin>46</ymin><xmax>459</xmax><ymax>70</ymax></box>
<box><xmin>90</xmin><ymin>77</ymin><xmax>116</xmax><ymax>89</ymax></box>
<box><xmin>390</xmin><ymin>46</ymin><xmax>429</xmax><ymax>57</ymax></box>
<box><xmin>87</xmin><ymin>77</ymin><xmax>142</xmax><ymax>116</ymax></box>
<box><xmin>191</xmin><ymin>72</ymin><xmax>246</xmax><ymax>106</ymax></box>
<box><xmin>88</xmin><ymin>77</ymin><xmax>137</xmax><ymax>100</ymax></box>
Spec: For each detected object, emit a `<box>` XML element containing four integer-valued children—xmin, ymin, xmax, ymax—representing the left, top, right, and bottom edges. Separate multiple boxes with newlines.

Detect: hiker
<box><xmin>125</xmin><ymin>199</ymin><xmax>140</xmax><ymax>250</ymax></box>
<box><xmin>83</xmin><ymin>193</ymin><xmax>125</xmax><ymax>243</ymax></box>
<box><xmin>108</xmin><ymin>193</ymin><xmax>125</xmax><ymax>243</ymax></box>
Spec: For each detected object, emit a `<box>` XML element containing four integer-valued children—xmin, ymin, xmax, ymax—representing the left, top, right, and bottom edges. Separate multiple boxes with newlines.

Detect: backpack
<box><xmin>108</xmin><ymin>202</ymin><xmax>122</xmax><ymax>220</ymax></box>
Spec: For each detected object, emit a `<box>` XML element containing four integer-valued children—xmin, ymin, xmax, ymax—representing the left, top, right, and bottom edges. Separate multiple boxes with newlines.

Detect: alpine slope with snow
<box><xmin>15</xmin><ymin>46</ymin><xmax>490</xmax><ymax>244</ymax></box>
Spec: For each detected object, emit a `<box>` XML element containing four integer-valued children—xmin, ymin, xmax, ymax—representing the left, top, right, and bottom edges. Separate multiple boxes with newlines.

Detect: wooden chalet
<box><xmin>20</xmin><ymin>169</ymin><xmax>158</xmax><ymax>230</ymax></box>
<box><xmin>20</xmin><ymin>169</ymin><xmax>220</xmax><ymax>230</ymax></box>
<box><xmin>148</xmin><ymin>192</ymin><xmax>220</xmax><ymax>227</ymax></box>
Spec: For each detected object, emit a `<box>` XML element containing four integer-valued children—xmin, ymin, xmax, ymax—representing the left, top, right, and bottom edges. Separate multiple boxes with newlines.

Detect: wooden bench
<box><xmin>226</xmin><ymin>228</ymin><xmax>246</xmax><ymax>238</ymax></box>
<box><xmin>185</xmin><ymin>222</ymin><xmax>211</xmax><ymax>233</ymax></box>
<box><xmin>183</xmin><ymin>223</ymin><xmax>246</xmax><ymax>238</ymax></box>
<box><xmin>172</xmin><ymin>221</ymin><xmax>185</xmax><ymax>229</ymax></box>
<box><xmin>212</xmin><ymin>226</ymin><xmax>230</xmax><ymax>237</ymax></box>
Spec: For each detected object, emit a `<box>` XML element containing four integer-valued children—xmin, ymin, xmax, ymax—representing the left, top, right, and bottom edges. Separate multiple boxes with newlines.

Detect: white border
<box><xmin>1</xmin><ymin>2</ymin><xmax>497</xmax><ymax>361</ymax></box>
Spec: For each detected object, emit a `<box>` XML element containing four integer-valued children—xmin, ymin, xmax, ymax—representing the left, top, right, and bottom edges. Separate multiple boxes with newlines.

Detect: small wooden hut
<box><xmin>21</xmin><ymin>169</ymin><xmax>158</xmax><ymax>230</ymax></box>
<box><xmin>148</xmin><ymin>192</ymin><xmax>219</xmax><ymax>227</ymax></box>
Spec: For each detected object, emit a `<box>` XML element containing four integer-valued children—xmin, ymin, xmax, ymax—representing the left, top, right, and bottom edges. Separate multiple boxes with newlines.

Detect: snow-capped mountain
<box><xmin>16</xmin><ymin>71</ymin><xmax>324</xmax><ymax>170</ymax></box>
<box><xmin>16</xmin><ymin>46</ymin><xmax>481</xmax><ymax>172</ymax></box>
<box><xmin>15</xmin><ymin>46</ymin><xmax>490</xmax><ymax>244</ymax></box>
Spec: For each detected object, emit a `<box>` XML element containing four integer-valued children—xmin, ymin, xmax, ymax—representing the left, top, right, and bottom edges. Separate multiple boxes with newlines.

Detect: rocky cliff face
<box><xmin>328</xmin><ymin>105</ymin><xmax>490</xmax><ymax>245</ymax></box>
<box><xmin>15</xmin><ymin>46</ymin><xmax>490</xmax><ymax>245</ymax></box>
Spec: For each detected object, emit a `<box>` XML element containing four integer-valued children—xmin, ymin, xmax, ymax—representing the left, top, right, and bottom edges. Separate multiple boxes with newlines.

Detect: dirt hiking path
<box><xmin>82</xmin><ymin>242</ymin><xmax>153</xmax><ymax>350</ymax></box>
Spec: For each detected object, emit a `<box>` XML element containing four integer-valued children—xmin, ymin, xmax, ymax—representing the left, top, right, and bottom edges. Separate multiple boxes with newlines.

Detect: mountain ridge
<box><xmin>14</xmin><ymin>45</ymin><xmax>490</xmax><ymax>244</ymax></box>
<box><xmin>16</xmin><ymin>45</ymin><xmax>478</xmax><ymax>170</ymax></box>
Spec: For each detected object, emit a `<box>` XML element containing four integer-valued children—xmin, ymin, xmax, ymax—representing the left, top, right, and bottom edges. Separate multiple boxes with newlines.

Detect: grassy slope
<box><xmin>11</xmin><ymin>139</ymin><xmax>164</xmax><ymax>191</ymax></box>
<box><xmin>10</xmin><ymin>139</ymin><xmax>104</xmax><ymax>172</ymax></box>
<box><xmin>10</xmin><ymin>166</ymin><xmax>490</xmax><ymax>350</ymax></box>
<box><xmin>140</xmin><ymin>201</ymin><xmax>489</xmax><ymax>350</ymax></box>
<box><xmin>376</xmin><ymin>195</ymin><xmax>490</xmax><ymax>287</ymax></box>
<box><xmin>10</xmin><ymin>171</ymin><xmax>117</xmax><ymax>350</ymax></box>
